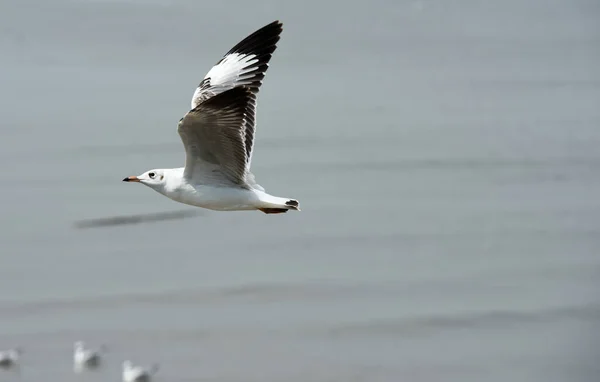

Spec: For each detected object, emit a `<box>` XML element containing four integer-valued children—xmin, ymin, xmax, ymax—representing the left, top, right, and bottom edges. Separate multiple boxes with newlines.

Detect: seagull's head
<box><xmin>74</xmin><ymin>341</ymin><xmax>84</xmax><ymax>351</ymax></box>
<box><xmin>123</xmin><ymin>169</ymin><xmax>167</xmax><ymax>190</ymax></box>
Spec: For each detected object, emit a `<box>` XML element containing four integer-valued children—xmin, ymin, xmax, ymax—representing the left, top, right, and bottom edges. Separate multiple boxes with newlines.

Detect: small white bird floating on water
<box><xmin>0</xmin><ymin>348</ymin><xmax>21</xmax><ymax>369</ymax></box>
<box><xmin>122</xmin><ymin>360</ymin><xmax>159</xmax><ymax>382</ymax></box>
<box><xmin>73</xmin><ymin>341</ymin><xmax>106</xmax><ymax>370</ymax></box>
<box><xmin>123</xmin><ymin>20</ymin><xmax>300</xmax><ymax>215</ymax></box>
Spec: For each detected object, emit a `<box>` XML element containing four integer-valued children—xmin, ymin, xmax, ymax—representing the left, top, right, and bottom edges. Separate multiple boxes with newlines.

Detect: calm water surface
<box><xmin>0</xmin><ymin>0</ymin><xmax>599</xmax><ymax>381</ymax></box>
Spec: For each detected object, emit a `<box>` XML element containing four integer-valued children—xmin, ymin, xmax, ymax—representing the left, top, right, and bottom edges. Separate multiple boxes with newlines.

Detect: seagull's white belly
<box><xmin>166</xmin><ymin>184</ymin><xmax>260</xmax><ymax>211</ymax></box>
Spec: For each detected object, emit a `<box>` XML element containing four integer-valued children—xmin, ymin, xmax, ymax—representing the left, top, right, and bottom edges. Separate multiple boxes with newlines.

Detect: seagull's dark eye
<box><xmin>149</xmin><ymin>172</ymin><xmax>156</xmax><ymax>179</ymax></box>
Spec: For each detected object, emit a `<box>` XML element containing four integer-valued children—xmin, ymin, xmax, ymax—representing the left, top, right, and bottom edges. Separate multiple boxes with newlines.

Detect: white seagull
<box><xmin>122</xmin><ymin>360</ymin><xmax>159</xmax><ymax>382</ymax></box>
<box><xmin>0</xmin><ymin>348</ymin><xmax>21</xmax><ymax>369</ymax></box>
<box><xmin>73</xmin><ymin>341</ymin><xmax>105</xmax><ymax>370</ymax></box>
<box><xmin>123</xmin><ymin>20</ymin><xmax>300</xmax><ymax>214</ymax></box>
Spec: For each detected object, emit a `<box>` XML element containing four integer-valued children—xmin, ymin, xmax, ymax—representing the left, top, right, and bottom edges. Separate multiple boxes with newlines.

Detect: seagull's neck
<box><xmin>155</xmin><ymin>167</ymin><xmax>186</xmax><ymax>195</ymax></box>
<box><xmin>167</xmin><ymin>167</ymin><xmax>185</xmax><ymax>175</ymax></box>
<box><xmin>165</xmin><ymin>167</ymin><xmax>185</xmax><ymax>184</ymax></box>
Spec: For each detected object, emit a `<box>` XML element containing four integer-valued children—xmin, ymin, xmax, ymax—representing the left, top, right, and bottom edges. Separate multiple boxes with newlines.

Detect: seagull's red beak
<box><xmin>123</xmin><ymin>176</ymin><xmax>140</xmax><ymax>182</ymax></box>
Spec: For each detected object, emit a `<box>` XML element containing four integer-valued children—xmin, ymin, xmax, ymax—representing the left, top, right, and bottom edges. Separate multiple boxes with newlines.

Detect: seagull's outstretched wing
<box><xmin>190</xmin><ymin>20</ymin><xmax>283</xmax><ymax>108</ymax></box>
<box><xmin>178</xmin><ymin>87</ymin><xmax>255</xmax><ymax>187</ymax></box>
<box><xmin>188</xmin><ymin>21</ymin><xmax>283</xmax><ymax>171</ymax></box>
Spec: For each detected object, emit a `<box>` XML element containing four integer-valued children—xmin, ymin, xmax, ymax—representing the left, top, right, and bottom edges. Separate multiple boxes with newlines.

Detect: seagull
<box><xmin>123</xmin><ymin>20</ymin><xmax>300</xmax><ymax>215</ymax></box>
<box><xmin>73</xmin><ymin>341</ymin><xmax>105</xmax><ymax>370</ymax></box>
<box><xmin>0</xmin><ymin>348</ymin><xmax>21</xmax><ymax>369</ymax></box>
<box><xmin>122</xmin><ymin>360</ymin><xmax>159</xmax><ymax>382</ymax></box>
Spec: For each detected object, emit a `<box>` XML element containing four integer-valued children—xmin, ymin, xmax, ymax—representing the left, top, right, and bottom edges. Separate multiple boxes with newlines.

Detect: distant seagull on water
<box><xmin>73</xmin><ymin>341</ymin><xmax>106</xmax><ymax>370</ymax></box>
<box><xmin>0</xmin><ymin>348</ymin><xmax>21</xmax><ymax>369</ymax></box>
<box><xmin>122</xmin><ymin>360</ymin><xmax>159</xmax><ymax>382</ymax></box>
<box><xmin>123</xmin><ymin>20</ymin><xmax>300</xmax><ymax>214</ymax></box>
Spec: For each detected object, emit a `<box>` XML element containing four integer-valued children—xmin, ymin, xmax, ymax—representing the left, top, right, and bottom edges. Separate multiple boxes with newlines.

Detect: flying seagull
<box><xmin>123</xmin><ymin>20</ymin><xmax>300</xmax><ymax>214</ymax></box>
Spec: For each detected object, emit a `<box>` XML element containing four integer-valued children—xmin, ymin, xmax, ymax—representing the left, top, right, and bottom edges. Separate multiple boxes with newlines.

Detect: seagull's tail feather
<box><xmin>256</xmin><ymin>194</ymin><xmax>300</xmax><ymax>214</ymax></box>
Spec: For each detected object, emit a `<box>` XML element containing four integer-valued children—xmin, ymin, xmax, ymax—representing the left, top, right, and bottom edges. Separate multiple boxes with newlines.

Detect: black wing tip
<box><xmin>226</xmin><ymin>20</ymin><xmax>284</xmax><ymax>57</ymax></box>
<box><xmin>262</xmin><ymin>20</ymin><xmax>283</xmax><ymax>31</ymax></box>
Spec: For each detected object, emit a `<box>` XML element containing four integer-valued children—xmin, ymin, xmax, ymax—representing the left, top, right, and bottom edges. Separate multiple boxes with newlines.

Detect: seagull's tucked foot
<box><xmin>259</xmin><ymin>208</ymin><xmax>289</xmax><ymax>214</ymax></box>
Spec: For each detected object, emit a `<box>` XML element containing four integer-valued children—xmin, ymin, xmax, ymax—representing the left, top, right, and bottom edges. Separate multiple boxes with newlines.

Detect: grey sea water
<box><xmin>0</xmin><ymin>0</ymin><xmax>599</xmax><ymax>381</ymax></box>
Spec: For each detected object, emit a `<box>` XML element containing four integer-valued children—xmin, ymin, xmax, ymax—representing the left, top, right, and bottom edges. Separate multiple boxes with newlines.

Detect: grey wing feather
<box><xmin>178</xmin><ymin>87</ymin><xmax>256</xmax><ymax>187</ymax></box>
<box><xmin>189</xmin><ymin>21</ymin><xmax>282</xmax><ymax>169</ymax></box>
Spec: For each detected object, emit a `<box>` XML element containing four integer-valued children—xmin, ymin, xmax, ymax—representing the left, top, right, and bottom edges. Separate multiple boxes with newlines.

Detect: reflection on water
<box><xmin>73</xmin><ymin>210</ymin><xmax>203</xmax><ymax>229</ymax></box>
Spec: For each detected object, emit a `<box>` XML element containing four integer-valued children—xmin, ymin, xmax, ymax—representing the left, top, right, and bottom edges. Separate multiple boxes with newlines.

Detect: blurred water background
<box><xmin>0</xmin><ymin>0</ymin><xmax>599</xmax><ymax>381</ymax></box>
